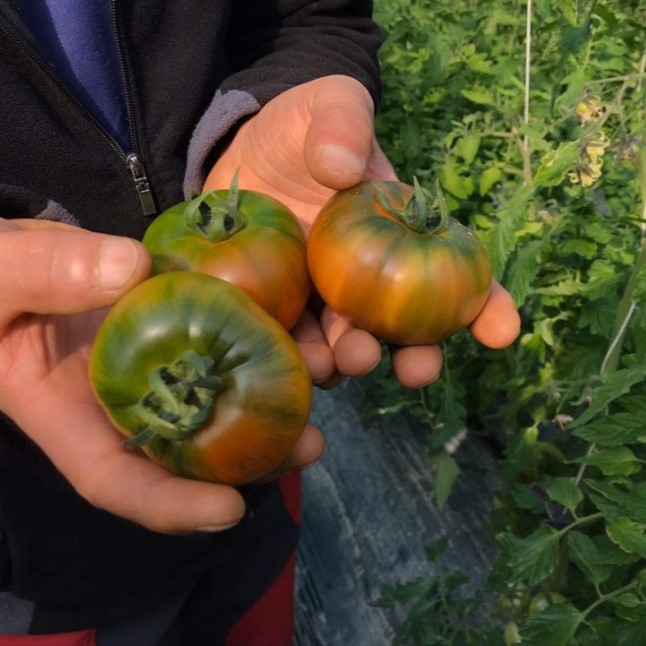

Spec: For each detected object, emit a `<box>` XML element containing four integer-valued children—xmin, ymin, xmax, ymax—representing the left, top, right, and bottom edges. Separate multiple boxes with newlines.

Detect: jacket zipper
<box><xmin>0</xmin><ymin>6</ymin><xmax>157</xmax><ymax>217</ymax></box>
<box><xmin>110</xmin><ymin>1</ymin><xmax>156</xmax><ymax>216</ymax></box>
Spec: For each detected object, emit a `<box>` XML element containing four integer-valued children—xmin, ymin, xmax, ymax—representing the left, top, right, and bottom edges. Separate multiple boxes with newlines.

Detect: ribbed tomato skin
<box><xmin>90</xmin><ymin>272</ymin><xmax>312</xmax><ymax>486</ymax></box>
<box><xmin>307</xmin><ymin>181</ymin><xmax>492</xmax><ymax>345</ymax></box>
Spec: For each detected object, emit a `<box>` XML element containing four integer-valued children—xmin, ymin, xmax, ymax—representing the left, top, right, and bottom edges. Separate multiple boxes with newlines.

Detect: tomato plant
<box><xmin>89</xmin><ymin>271</ymin><xmax>312</xmax><ymax>486</ymax></box>
<box><xmin>142</xmin><ymin>176</ymin><xmax>310</xmax><ymax>330</ymax></box>
<box><xmin>307</xmin><ymin>179</ymin><xmax>492</xmax><ymax>345</ymax></box>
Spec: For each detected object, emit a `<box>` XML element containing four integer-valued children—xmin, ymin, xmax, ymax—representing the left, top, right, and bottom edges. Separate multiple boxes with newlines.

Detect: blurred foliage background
<box><xmin>367</xmin><ymin>1</ymin><xmax>646</xmax><ymax>643</ymax></box>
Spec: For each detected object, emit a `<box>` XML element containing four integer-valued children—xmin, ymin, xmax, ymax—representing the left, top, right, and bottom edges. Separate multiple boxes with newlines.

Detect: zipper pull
<box><xmin>126</xmin><ymin>153</ymin><xmax>157</xmax><ymax>216</ymax></box>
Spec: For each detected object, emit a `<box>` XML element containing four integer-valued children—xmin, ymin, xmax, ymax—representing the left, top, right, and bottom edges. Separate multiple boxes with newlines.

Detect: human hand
<box><xmin>204</xmin><ymin>75</ymin><xmax>521</xmax><ymax>388</ymax></box>
<box><xmin>0</xmin><ymin>218</ymin><xmax>322</xmax><ymax>533</ymax></box>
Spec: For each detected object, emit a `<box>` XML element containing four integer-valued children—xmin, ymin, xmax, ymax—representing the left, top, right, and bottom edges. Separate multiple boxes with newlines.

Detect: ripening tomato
<box><xmin>142</xmin><ymin>178</ymin><xmax>310</xmax><ymax>330</ymax></box>
<box><xmin>89</xmin><ymin>271</ymin><xmax>312</xmax><ymax>486</ymax></box>
<box><xmin>307</xmin><ymin>180</ymin><xmax>492</xmax><ymax>345</ymax></box>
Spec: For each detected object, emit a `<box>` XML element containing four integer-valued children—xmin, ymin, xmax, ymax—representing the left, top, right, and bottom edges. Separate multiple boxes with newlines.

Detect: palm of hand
<box><xmin>204</xmin><ymin>76</ymin><xmax>394</xmax><ymax>232</ymax></box>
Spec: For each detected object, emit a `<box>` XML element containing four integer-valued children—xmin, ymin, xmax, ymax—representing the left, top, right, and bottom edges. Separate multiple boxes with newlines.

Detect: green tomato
<box><xmin>89</xmin><ymin>271</ymin><xmax>312</xmax><ymax>486</ymax></box>
<box><xmin>142</xmin><ymin>178</ymin><xmax>310</xmax><ymax>330</ymax></box>
<box><xmin>528</xmin><ymin>591</ymin><xmax>567</xmax><ymax>615</ymax></box>
<box><xmin>307</xmin><ymin>179</ymin><xmax>492</xmax><ymax>345</ymax></box>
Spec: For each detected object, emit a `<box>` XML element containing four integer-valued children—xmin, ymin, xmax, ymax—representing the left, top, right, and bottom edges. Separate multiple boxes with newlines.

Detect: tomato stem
<box><xmin>378</xmin><ymin>177</ymin><xmax>450</xmax><ymax>235</ymax></box>
<box><xmin>127</xmin><ymin>350</ymin><xmax>222</xmax><ymax>446</ymax></box>
<box><xmin>185</xmin><ymin>170</ymin><xmax>247</xmax><ymax>242</ymax></box>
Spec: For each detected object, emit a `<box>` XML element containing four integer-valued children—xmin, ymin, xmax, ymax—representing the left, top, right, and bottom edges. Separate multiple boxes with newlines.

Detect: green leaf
<box><xmin>497</xmin><ymin>525</ymin><xmax>561</xmax><ymax>585</ymax></box>
<box><xmin>559</xmin><ymin>22</ymin><xmax>592</xmax><ymax>56</ymax></box>
<box><xmin>567</xmin><ymin>532</ymin><xmax>614</xmax><ymax>585</ymax></box>
<box><xmin>572</xmin><ymin>447</ymin><xmax>641</xmax><ymax>477</ymax></box>
<box><xmin>586</xmin><ymin>480</ymin><xmax>646</xmax><ymax>525</ymax></box>
<box><xmin>612</xmin><ymin>592</ymin><xmax>643</xmax><ymax>609</ymax></box>
<box><xmin>618</xmin><ymin>617</ymin><xmax>646</xmax><ymax>642</ymax></box>
<box><xmin>593</xmin><ymin>5</ymin><xmax>619</xmax><ymax>28</ymax></box>
<box><xmin>557</xmin><ymin>0</ymin><xmax>578</xmax><ymax>25</ymax></box>
<box><xmin>455</xmin><ymin>131</ymin><xmax>480</xmax><ymax>165</ymax></box>
<box><xmin>568</xmin><ymin>368</ymin><xmax>646</xmax><ymax>429</ymax></box>
<box><xmin>430</xmin><ymin>451</ymin><xmax>460</xmax><ymax>509</ymax></box>
<box><xmin>607</xmin><ymin>517</ymin><xmax>646</xmax><ymax>559</ymax></box>
<box><xmin>485</xmin><ymin>185</ymin><xmax>534</xmax><ymax>278</ymax></box>
<box><xmin>460</xmin><ymin>87</ymin><xmax>496</xmax><ymax>106</ymax></box>
<box><xmin>574</xmin><ymin>412</ymin><xmax>646</xmax><ymax>447</ymax></box>
<box><xmin>562</xmin><ymin>239</ymin><xmax>598</xmax><ymax>259</ymax></box>
<box><xmin>426</xmin><ymin>377</ymin><xmax>467</xmax><ymax>451</ymax></box>
<box><xmin>533</xmin><ymin>142</ymin><xmax>579</xmax><ymax>188</ymax></box>
<box><xmin>506</xmin><ymin>240</ymin><xmax>543</xmax><ymax>306</ymax></box>
<box><xmin>519</xmin><ymin>603</ymin><xmax>582</xmax><ymax>645</ymax></box>
<box><xmin>545</xmin><ymin>477</ymin><xmax>583</xmax><ymax>513</ymax></box>
<box><xmin>440</xmin><ymin>159</ymin><xmax>473</xmax><ymax>199</ymax></box>
<box><xmin>479</xmin><ymin>166</ymin><xmax>503</xmax><ymax>195</ymax></box>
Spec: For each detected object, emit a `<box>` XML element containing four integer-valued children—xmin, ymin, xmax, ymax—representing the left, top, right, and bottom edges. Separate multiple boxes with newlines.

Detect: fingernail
<box><xmin>196</xmin><ymin>520</ymin><xmax>241</xmax><ymax>533</ymax></box>
<box><xmin>318</xmin><ymin>144</ymin><xmax>366</xmax><ymax>178</ymax></box>
<box><xmin>98</xmin><ymin>238</ymin><xmax>139</xmax><ymax>291</ymax></box>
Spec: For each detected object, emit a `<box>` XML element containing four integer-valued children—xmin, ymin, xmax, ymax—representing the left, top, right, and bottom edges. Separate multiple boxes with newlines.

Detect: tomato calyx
<box><xmin>378</xmin><ymin>177</ymin><xmax>450</xmax><ymax>235</ymax></box>
<box><xmin>185</xmin><ymin>172</ymin><xmax>247</xmax><ymax>243</ymax></box>
<box><xmin>127</xmin><ymin>350</ymin><xmax>222</xmax><ymax>446</ymax></box>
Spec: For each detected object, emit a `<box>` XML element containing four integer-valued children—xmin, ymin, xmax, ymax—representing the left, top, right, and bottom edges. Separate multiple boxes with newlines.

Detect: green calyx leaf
<box><xmin>128</xmin><ymin>350</ymin><xmax>222</xmax><ymax>446</ymax></box>
<box><xmin>184</xmin><ymin>169</ymin><xmax>247</xmax><ymax>242</ymax></box>
<box><xmin>378</xmin><ymin>176</ymin><xmax>450</xmax><ymax>234</ymax></box>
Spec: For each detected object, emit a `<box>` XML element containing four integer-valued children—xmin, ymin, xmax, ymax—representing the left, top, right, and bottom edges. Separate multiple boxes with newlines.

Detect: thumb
<box><xmin>0</xmin><ymin>220</ymin><xmax>150</xmax><ymax>328</ymax></box>
<box><xmin>304</xmin><ymin>75</ymin><xmax>396</xmax><ymax>189</ymax></box>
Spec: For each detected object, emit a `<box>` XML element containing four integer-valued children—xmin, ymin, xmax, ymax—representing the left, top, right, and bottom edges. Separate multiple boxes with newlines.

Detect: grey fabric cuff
<box><xmin>183</xmin><ymin>89</ymin><xmax>261</xmax><ymax>198</ymax></box>
<box><xmin>35</xmin><ymin>200</ymin><xmax>80</xmax><ymax>226</ymax></box>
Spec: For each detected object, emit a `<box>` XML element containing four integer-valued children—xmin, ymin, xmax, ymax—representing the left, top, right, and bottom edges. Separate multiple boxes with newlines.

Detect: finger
<box><xmin>390</xmin><ymin>344</ymin><xmax>444</xmax><ymax>389</ymax></box>
<box><xmin>256</xmin><ymin>423</ymin><xmax>325</xmax><ymax>482</ymax></box>
<box><xmin>364</xmin><ymin>136</ymin><xmax>399</xmax><ymax>182</ymax></box>
<box><xmin>304</xmin><ymin>75</ymin><xmax>377</xmax><ymax>190</ymax></box>
<box><xmin>469</xmin><ymin>280</ymin><xmax>521</xmax><ymax>349</ymax></box>
<box><xmin>320</xmin><ymin>306</ymin><xmax>382</xmax><ymax>377</ymax></box>
<box><xmin>0</xmin><ymin>225</ymin><xmax>150</xmax><ymax>330</ymax></box>
<box><xmin>20</xmin><ymin>399</ymin><xmax>246</xmax><ymax>534</ymax></box>
<box><xmin>290</xmin><ymin>309</ymin><xmax>336</xmax><ymax>385</ymax></box>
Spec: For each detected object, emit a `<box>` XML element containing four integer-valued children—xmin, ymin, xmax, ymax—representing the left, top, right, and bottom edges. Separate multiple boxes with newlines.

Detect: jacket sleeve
<box><xmin>183</xmin><ymin>0</ymin><xmax>383</xmax><ymax>195</ymax></box>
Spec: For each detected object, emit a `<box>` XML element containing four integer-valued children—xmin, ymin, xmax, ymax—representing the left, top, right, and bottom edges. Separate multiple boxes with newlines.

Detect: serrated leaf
<box><xmin>587</xmin><ymin>490</ymin><xmax>625</xmax><ymax>522</ymax></box>
<box><xmin>568</xmin><ymin>368</ymin><xmax>646</xmax><ymax>429</ymax></box>
<box><xmin>559</xmin><ymin>22</ymin><xmax>591</xmax><ymax>55</ymax></box>
<box><xmin>592</xmin><ymin>5</ymin><xmax>618</xmax><ymax>28</ymax></box>
<box><xmin>612</xmin><ymin>592</ymin><xmax>643</xmax><ymax>609</ymax></box>
<box><xmin>585</xmin><ymin>480</ymin><xmax>646</xmax><ymax>524</ymax></box>
<box><xmin>519</xmin><ymin>603</ymin><xmax>582</xmax><ymax>645</ymax></box>
<box><xmin>545</xmin><ymin>477</ymin><xmax>583</xmax><ymax>513</ymax></box>
<box><xmin>557</xmin><ymin>0</ymin><xmax>578</xmax><ymax>25</ymax></box>
<box><xmin>506</xmin><ymin>239</ymin><xmax>543</xmax><ymax>306</ymax></box>
<box><xmin>485</xmin><ymin>186</ymin><xmax>534</xmax><ymax>278</ymax></box>
<box><xmin>479</xmin><ymin>166</ymin><xmax>503</xmax><ymax>195</ymax></box>
<box><xmin>534</xmin><ymin>142</ymin><xmax>579</xmax><ymax>188</ymax></box>
<box><xmin>567</xmin><ymin>532</ymin><xmax>615</xmax><ymax>585</ymax></box>
<box><xmin>497</xmin><ymin>525</ymin><xmax>561</xmax><ymax>585</ymax></box>
<box><xmin>456</xmin><ymin>131</ymin><xmax>480</xmax><ymax>165</ymax></box>
<box><xmin>572</xmin><ymin>446</ymin><xmax>641</xmax><ymax>477</ymax></box>
<box><xmin>430</xmin><ymin>451</ymin><xmax>460</xmax><ymax>509</ymax></box>
<box><xmin>562</xmin><ymin>239</ymin><xmax>598</xmax><ymax>259</ymax></box>
<box><xmin>573</xmin><ymin>412</ymin><xmax>646</xmax><ymax>447</ymax></box>
<box><xmin>440</xmin><ymin>160</ymin><xmax>473</xmax><ymax>199</ymax></box>
<box><xmin>607</xmin><ymin>517</ymin><xmax>646</xmax><ymax>559</ymax></box>
<box><xmin>461</xmin><ymin>87</ymin><xmax>496</xmax><ymax>106</ymax></box>
<box><xmin>427</xmin><ymin>378</ymin><xmax>467</xmax><ymax>451</ymax></box>
<box><xmin>618</xmin><ymin>617</ymin><xmax>646</xmax><ymax>642</ymax></box>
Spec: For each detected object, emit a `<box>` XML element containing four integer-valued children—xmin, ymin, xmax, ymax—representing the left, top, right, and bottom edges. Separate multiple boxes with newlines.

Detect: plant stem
<box><xmin>522</xmin><ymin>0</ymin><xmax>533</xmax><ymax>186</ymax></box>
<box><xmin>601</xmin><ymin>174</ymin><xmax>646</xmax><ymax>377</ymax></box>
<box><xmin>581</xmin><ymin>580</ymin><xmax>638</xmax><ymax>622</ymax></box>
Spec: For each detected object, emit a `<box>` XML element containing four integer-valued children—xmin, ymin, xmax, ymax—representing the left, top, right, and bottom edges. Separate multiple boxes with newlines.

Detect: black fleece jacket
<box><xmin>0</xmin><ymin>0</ymin><xmax>382</xmax><ymax>632</ymax></box>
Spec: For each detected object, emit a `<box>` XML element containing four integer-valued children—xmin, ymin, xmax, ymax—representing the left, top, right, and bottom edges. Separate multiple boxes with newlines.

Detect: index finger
<box><xmin>469</xmin><ymin>280</ymin><xmax>521</xmax><ymax>349</ymax></box>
